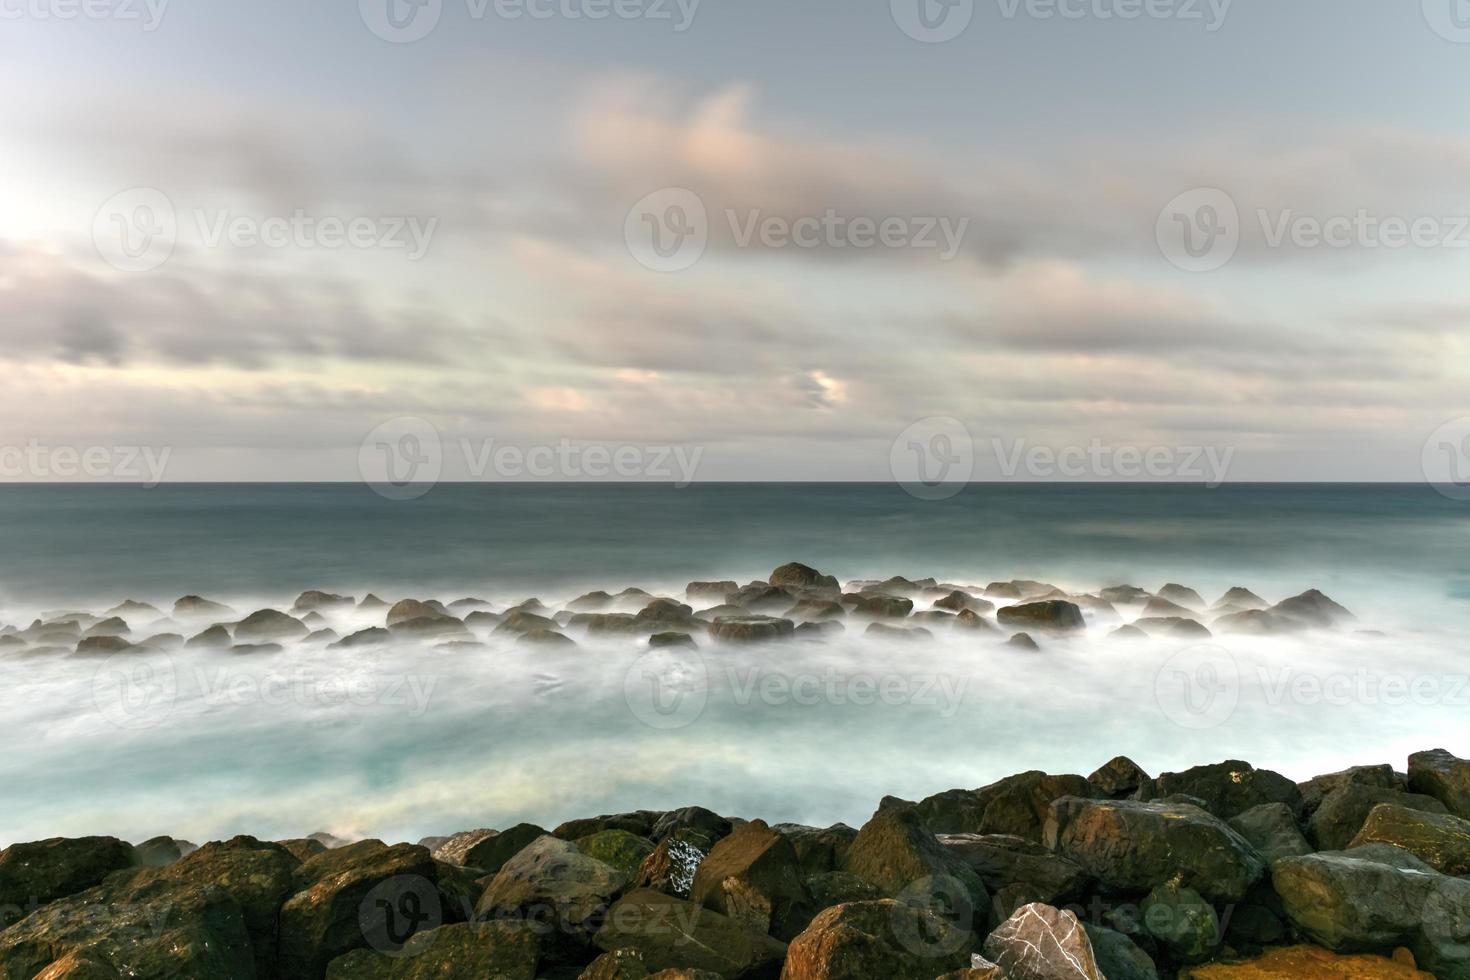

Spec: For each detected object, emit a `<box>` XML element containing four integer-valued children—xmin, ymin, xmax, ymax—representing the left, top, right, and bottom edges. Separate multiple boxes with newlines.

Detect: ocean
<box><xmin>2</xmin><ymin>482</ymin><xmax>1468</xmax><ymax>847</ymax></box>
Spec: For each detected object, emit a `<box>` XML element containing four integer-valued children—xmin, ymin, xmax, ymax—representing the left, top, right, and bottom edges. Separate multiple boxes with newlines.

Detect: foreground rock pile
<box><xmin>6</xmin><ymin>750</ymin><xmax>1470</xmax><ymax>978</ymax></box>
<box><xmin>0</xmin><ymin>562</ymin><xmax>1363</xmax><ymax>658</ymax></box>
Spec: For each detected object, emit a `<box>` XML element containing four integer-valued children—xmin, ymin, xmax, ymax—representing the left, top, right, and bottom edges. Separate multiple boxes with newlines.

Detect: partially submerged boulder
<box><xmin>769</xmin><ymin>563</ymin><xmax>839</xmax><ymax>593</ymax></box>
<box><xmin>996</xmin><ymin>601</ymin><xmax>1084</xmax><ymax>633</ymax></box>
<box><xmin>708</xmin><ymin>616</ymin><xmax>795</xmax><ymax>644</ymax></box>
<box><xmin>234</xmin><ymin>609</ymin><xmax>308</xmax><ymax>643</ymax></box>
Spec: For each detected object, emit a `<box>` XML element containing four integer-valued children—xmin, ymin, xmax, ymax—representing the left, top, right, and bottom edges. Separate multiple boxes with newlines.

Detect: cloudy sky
<box><xmin>3</xmin><ymin>0</ymin><xmax>1469</xmax><ymax>481</ymax></box>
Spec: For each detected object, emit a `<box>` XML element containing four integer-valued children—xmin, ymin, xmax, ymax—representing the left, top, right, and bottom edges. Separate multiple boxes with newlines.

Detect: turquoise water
<box><xmin>2</xmin><ymin>483</ymin><xmax>1469</xmax><ymax>847</ymax></box>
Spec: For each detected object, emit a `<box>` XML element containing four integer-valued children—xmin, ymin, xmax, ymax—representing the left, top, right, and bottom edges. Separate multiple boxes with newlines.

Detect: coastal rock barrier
<box><xmin>5</xmin><ymin>750</ymin><xmax>1470</xmax><ymax>978</ymax></box>
<box><xmin>0</xmin><ymin>560</ymin><xmax>1364</xmax><ymax>658</ymax></box>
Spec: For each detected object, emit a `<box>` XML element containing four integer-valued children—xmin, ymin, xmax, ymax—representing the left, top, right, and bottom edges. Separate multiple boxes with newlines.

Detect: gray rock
<box><xmin>1409</xmin><ymin>748</ymin><xmax>1470</xmax><ymax>819</ymax></box>
<box><xmin>1228</xmin><ymin>803</ymin><xmax>1312</xmax><ymax>863</ymax></box>
<box><xmin>983</xmin><ymin>902</ymin><xmax>1103</xmax><ymax>980</ymax></box>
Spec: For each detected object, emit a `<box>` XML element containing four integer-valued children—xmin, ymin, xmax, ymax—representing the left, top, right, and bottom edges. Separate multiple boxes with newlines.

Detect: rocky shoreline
<box><xmin>5</xmin><ymin>750</ymin><xmax>1470</xmax><ymax>978</ymax></box>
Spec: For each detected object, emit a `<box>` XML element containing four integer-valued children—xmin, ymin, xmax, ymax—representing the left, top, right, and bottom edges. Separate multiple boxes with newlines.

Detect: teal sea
<box><xmin>2</xmin><ymin>482</ymin><xmax>1468</xmax><ymax>846</ymax></box>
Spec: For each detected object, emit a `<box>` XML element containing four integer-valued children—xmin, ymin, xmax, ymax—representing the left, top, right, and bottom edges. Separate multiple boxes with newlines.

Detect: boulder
<box><xmin>917</xmin><ymin>771</ymin><xmax>1093</xmax><ymax>841</ymax></box>
<box><xmin>996</xmin><ymin>601</ymin><xmax>1084</xmax><ymax>633</ymax></box>
<box><xmin>0</xmin><ymin>837</ymin><xmax>135</xmax><ymax>926</ymax></box>
<box><xmin>1299</xmin><ymin>764</ymin><xmax>1403</xmax><ymax>816</ymax></box>
<box><xmin>1109</xmin><ymin>625</ymin><xmax>1148</xmax><ymax>641</ymax></box>
<box><xmin>1211</xmin><ymin>610</ymin><xmax>1295</xmax><ymax>636</ymax></box>
<box><xmin>795</xmin><ymin>621</ymin><xmax>845</xmax><ymax>641</ymax></box>
<box><xmin>804</xmin><ymin>871</ymin><xmax>881</xmax><ymax>909</ymax></box>
<box><xmin>132</xmin><ymin>836</ymin><xmax>196</xmax><ymax>867</ymax></box>
<box><xmin>572</xmin><ymin>613</ymin><xmax>642</xmax><ymax>636</ymax></box>
<box><xmin>769</xmin><ymin>563</ymin><xmax>840</xmax><ymax>592</ymax></box>
<box><xmin>846</xmin><ymin>595</ymin><xmax>914</xmax><ymax>620</ymax></box>
<box><xmin>577</xmin><ymin>831</ymin><xmax>657</xmax><ymax>879</ymax></box>
<box><xmin>432</xmin><ymin>829</ymin><xmax>496</xmax><ymax>868</ymax></box>
<box><xmin>74</xmin><ymin>636</ymin><xmax>132</xmax><ymax>655</ymax></box>
<box><xmin>780</xmin><ymin>899</ymin><xmax>973</xmax><ymax>980</ymax></box>
<box><xmin>1083</xmin><ymin>925</ymin><xmax>1157</xmax><ymax>980</ymax></box>
<box><xmin>1007</xmin><ymin>633</ymin><xmax>1040</xmax><ymax>650</ymax></box>
<box><xmin>569</xmin><ymin>591</ymin><xmax>617</xmax><ymax>611</ymax></box>
<box><xmin>1089</xmin><ymin>757</ymin><xmax>1150</xmax><ymax>799</ymax></box>
<box><xmin>1140</xmin><ymin>883</ymin><xmax>1221</xmax><ymax>962</ymax></box>
<box><xmin>1308</xmin><ymin>785</ymin><xmax>1447</xmax><ymax>851</ymax></box>
<box><xmin>322</xmin><ymin>922</ymin><xmax>540</xmax><ymax>980</ymax></box>
<box><xmin>293</xmin><ymin>591</ymin><xmax>354</xmax><ymax>613</ymax></box>
<box><xmin>475</xmin><ymin>836</ymin><xmax>627</xmax><ymax>940</ymax></box>
<box><xmin>1271</xmin><ymin>845</ymin><xmax>1461</xmax><ymax>952</ymax></box>
<box><xmin>1227</xmin><ymin>804</ymin><xmax>1312</xmax><ymax>863</ymax></box>
<box><xmin>595</xmin><ymin>889</ymin><xmax>786</xmax><ymax>978</ymax></box>
<box><xmin>555</xmin><ymin>812</ymin><xmax>663</xmax><ymax>842</ymax></box>
<box><xmin>728</xmin><ymin>584</ymin><xmax>800</xmax><ymax>613</ymax></box>
<box><xmin>937</xmin><ymin>834</ymin><xmax>1087</xmax><ymax>908</ymax></box>
<box><xmin>83</xmin><ymin>617</ymin><xmax>129</xmax><ymax>638</ymax></box>
<box><xmin>954</xmin><ymin>609</ymin><xmax>999</xmax><ymax>632</ymax></box>
<box><xmin>1349</xmin><ymin>804</ymin><xmax>1470</xmax><ymax>874</ymax></box>
<box><xmin>633</xmin><ymin>834</ymin><xmax>707</xmax><ymax>898</ymax></box>
<box><xmin>707</xmin><ymin>616</ymin><xmax>795</xmax><ymax>644</ymax></box>
<box><xmin>493</xmin><ymin>610</ymin><xmax>559</xmax><ymax>635</ymax></box>
<box><xmin>1158</xmin><ymin>584</ymin><xmax>1206</xmax><ymax>608</ymax></box>
<box><xmin>1099</xmin><ymin>586</ymin><xmax>1151</xmax><ymax>604</ymax></box>
<box><xmin>1180</xmin><ymin>945</ymin><xmax>1432</xmax><ymax>979</ymax></box>
<box><xmin>1047</xmin><ymin>798</ymin><xmax>1265</xmax><ymax>904</ymax></box>
<box><xmin>686</xmin><ymin>581</ymin><xmax>739</xmax><ymax>601</ymax></box>
<box><xmin>279</xmin><ymin>841</ymin><xmax>440</xmax><ymax>978</ymax></box>
<box><xmin>1267</xmin><ymin>589</ymin><xmax>1353</xmax><ymax>628</ymax></box>
<box><xmin>329</xmin><ymin>627</ymin><xmax>391</xmax><ymax>649</ymax></box>
<box><xmin>386</xmin><ymin>600</ymin><xmax>449</xmax><ymax>627</ymax></box>
<box><xmin>982</xmin><ymin>903</ymin><xmax>1103</xmax><ymax>980</ymax></box>
<box><xmin>234</xmin><ymin>609</ymin><xmax>308</xmax><ymax>643</ymax></box>
<box><xmin>1213</xmin><ymin>587</ymin><xmax>1267</xmax><ymax>610</ymax></box>
<box><xmin>690</xmin><ymin>820</ymin><xmax>814</xmax><ymax>941</ymax></box>
<box><xmin>390</xmin><ymin>616</ymin><xmax>468</xmax><ymax>639</ymax></box>
<box><xmin>784</xmin><ymin>599</ymin><xmax>846</xmax><ymax>621</ymax></box>
<box><xmin>174</xmin><ymin>595</ymin><xmax>235</xmax><ymax>618</ymax></box>
<box><xmin>839</xmin><ymin>805</ymin><xmax>988</xmax><ymax>929</ymax></box>
<box><xmin>1154</xmin><ymin>761</ymin><xmax>1304</xmax><ymax>821</ymax></box>
<box><xmin>773</xmin><ymin>824</ymin><xmax>858</xmax><ymax>874</ymax></box>
<box><xmin>649</xmin><ymin>632</ymin><xmax>697</xmax><ymax>649</ymax></box>
<box><xmin>1408</xmin><ymin>748</ymin><xmax>1470</xmax><ymax>819</ymax></box>
<box><xmin>517</xmin><ymin>628</ymin><xmax>575</xmax><ymax>646</ymax></box>
<box><xmin>279</xmin><ymin>838</ymin><xmax>330</xmax><ymax>862</ymax></box>
<box><xmin>0</xmin><ymin>836</ymin><xmax>296</xmax><ymax>980</ymax></box>
<box><xmin>1140</xmin><ymin>596</ymin><xmax>1199</xmax><ymax>619</ymax></box>
<box><xmin>652</xmin><ymin>808</ymin><xmax>732</xmax><ymax>845</ymax></box>
<box><xmin>934</xmin><ymin>592</ymin><xmax>993</xmax><ymax>614</ymax></box>
<box><xmin>1135</xmin><ymin>617</ymin><xmax>1212</xmax><ymax>638</ymax></box>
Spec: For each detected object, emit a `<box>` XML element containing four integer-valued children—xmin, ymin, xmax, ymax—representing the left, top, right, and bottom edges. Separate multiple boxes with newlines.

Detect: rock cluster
<box><xmin>0</xmin><ymin>562</ymin><xmax>1365</xmax><ymax>658</ymax></box>
<box><xmin>5</xmin><ymin>748</ymin><xmax>1469</xmax><ymax>978</ymax></box>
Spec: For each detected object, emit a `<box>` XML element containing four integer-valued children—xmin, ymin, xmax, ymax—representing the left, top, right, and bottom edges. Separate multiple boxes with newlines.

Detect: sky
<box><xmin>2</xmin><ymin>0</ymin><xmax>1470</xmax><ymax>482</ymax></box>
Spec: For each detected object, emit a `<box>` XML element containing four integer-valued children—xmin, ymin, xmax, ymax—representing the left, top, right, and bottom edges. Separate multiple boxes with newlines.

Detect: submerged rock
<box><xmin>330</xmin><ymin>627</ymin><xmax>391</xmax><ymax>649</ymax></box>
<box><xmin>234</xmin><ymin>609</ymin><xmax>308</xmax><ymax>642</ymax></box>
<box><xmin>1157</xmin><ymin>583</ymin><xmax>1206</xmax><ymax>609</ymax></box>
<box><xmin>769</xmin><ymin>562</ymin><xmax>840</xmax><ymax>592</ymax></box>
<box><xmin>1267</xmin><ymin>589</ymin><xmax>1354</xmax><ymax>628</ymax></box>
<box><xmin>996</xmin><ymin>601</ymin><xmax>1084</xmax><ymax>633</ymax></box>
<box><xmin>708</xmin><ymin>616</ymin><xmax>795</xmax><ymax>644</ymax></box>
<box><xmin>866</xmin><ymin>623</ymin><xmax>933</xmax><ymax>642</ymax></box>
<box><xmin>293</xmin><ymin>591</ymin><xmax>354</xmax><ymax>613</ymax></box>
<box><xmin>173</xmin><ymin>595</ymin><xmax>235</xmax><ymax>618</ymax></box>
<box><xmin>386</xmin><ymin>599</ymin><xmax>450</xmax><ymax>626</ymax></box>
<box><xmin>846</xmin><ymin>594</ymin><xmax>915</xmax><ymax>619</ymax></box>
<box><xmin>1007</xmin><ymin>632</ymin><xmax>1040</xmax><ymax>650</ymax></box>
